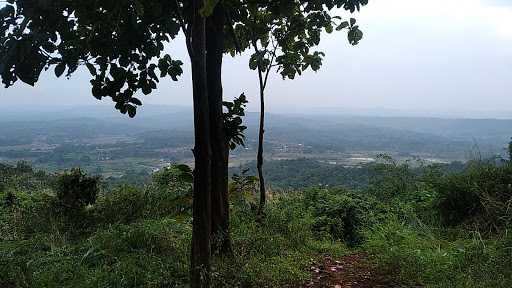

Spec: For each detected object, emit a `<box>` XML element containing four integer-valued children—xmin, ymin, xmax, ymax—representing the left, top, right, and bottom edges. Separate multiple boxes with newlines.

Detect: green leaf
<box><xmin>174</xmin><ymin>164</ymin><xmax>193</xmax><ymax>183</ymax></box>
<box><xmin>249</xmin><ymin>54</ymin><xmax>259</xmax><ymax>70</ymax></box>
<box><xmin>92</xmin><ymin>85</ymin><xmax>102</xmax><ymax>100</ymax></box>
<box><xmin>55</xmin><ymin>62</ymin><xmax>66</xmax><ymax>78</ymax></box>
<box><xmin>0</xmin><ymin>4</ymin><xmax>14</xmax><ymax>17</ymax></box>
<box><xmin>336</xmin><ymin>21</ymin><xmax>349</xmax><ymax>31</ymax></box>
<box><xmin>129</xmin><ymin>97</ymin><xmax>143</xmax><ymax>106</ymax></box>
<box><xmin>325</xmin><ymin>24</ymin><xmax>333</xmax><ymax>34</ymax></box>
<box><xmin>348</xmin><ymin>27</ymin><xmax>364</xmax><ymax>45</ymax></box>
<box><xmin>127</xmin><ymin>105</ymin><xmax>136</xmax><ymax>118</ymax></box>
<box><xmin>350</xmin><ymin>18</ymin><xmax>357</xmax><ymax>26</ymax></box>
<box><xmin>141</xmin><ymin>82</ymin><xmax>152</xmax><ymax>95</ymax></box>
<box><xmin>119</xmin><ymin>57</ymin><xmax>130</xmax><ymax>68</ymax></box>
<box><xmin>110</xmin><ymin>65</ymin><xmax>126</xmax><ymax>81</ymax></box>
<box><xmin>175</xmin><ymin>164</ymin><xmax>192</xmax><ymax>173</ymax></box>
<box><xmin>119</xmin><ymin>104</ymin><xmax>128</xmax><ymax>114</ymax></box>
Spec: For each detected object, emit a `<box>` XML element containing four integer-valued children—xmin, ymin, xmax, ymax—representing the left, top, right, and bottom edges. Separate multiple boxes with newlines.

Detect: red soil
<box><xmin>303</xmin><ymin>253</ymin><xmax>417</xmax><ymax>288</ymax></box>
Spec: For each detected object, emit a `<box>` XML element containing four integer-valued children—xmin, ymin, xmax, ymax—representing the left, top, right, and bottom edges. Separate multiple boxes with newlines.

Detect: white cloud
<box><xmin>358</xmin><ymin>0</ymin><xmax>512</xmax><ymax>38</ymax></box>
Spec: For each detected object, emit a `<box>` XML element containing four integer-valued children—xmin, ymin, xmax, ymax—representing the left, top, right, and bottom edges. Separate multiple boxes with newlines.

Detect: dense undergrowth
<box><xmin>1</xmin><ymin>157</ymin><xmax>512</xmax><ymax>287</ymax></box>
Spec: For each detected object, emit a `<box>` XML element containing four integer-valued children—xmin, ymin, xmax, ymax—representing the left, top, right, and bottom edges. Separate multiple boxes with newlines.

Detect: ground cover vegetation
<box><xmin>2</xmin><ymin>149</ymin><xmax>512</xmax><ymax>287</ymax></box>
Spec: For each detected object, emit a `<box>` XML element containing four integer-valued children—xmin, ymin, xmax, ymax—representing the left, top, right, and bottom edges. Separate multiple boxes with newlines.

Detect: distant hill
<box><xmin>0</xmin><ymin>106</ymin><xmax>509</xmax><ymax>168</ymax></box>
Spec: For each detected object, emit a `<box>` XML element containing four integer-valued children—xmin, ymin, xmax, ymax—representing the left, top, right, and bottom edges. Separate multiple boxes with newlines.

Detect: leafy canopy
<box><xmin>1</xmin><ymin>0</ymin><xmax>367</xmax><ymax>116</ymax></box>
<box><xmin>226</xmin><ymin>0</ymin><xmax>367</xmax><ymax>79</ymax></box>
<box><xmin>0</xmin><ymin>0</ymin><xmax>185</xmax><ymax>117</ymax></box>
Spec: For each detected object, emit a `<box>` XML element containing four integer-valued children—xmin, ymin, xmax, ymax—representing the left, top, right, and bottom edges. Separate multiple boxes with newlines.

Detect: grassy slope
<box><xmin>0</xmin><ymin>186</ymin><xmax>346</xmax><ymax>287</ymax></box>
<box><xmin>2</xmin><ymin>161</ymin><xmax>512</xmax><ymax>287</ymax></box>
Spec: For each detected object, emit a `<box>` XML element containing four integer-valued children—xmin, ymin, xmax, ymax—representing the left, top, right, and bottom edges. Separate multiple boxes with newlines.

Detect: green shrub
<box><xmin>151</xmin><ymin>164</ymin><xmax>193</xmax><ymax>191</ymax></box>
<box><xmin>2</xmin><ymin>190</ymin><xmax>58</xmax><ymax>239</ymax></box>
<box><xmin>10</xmin><ymin>158</ymin><xmax>512</xmax><ymax>287</ymax></box>
<box><xmin>305</xmin><ymin>188</ymin><xmax>375</xmax><ymax>246</ymax></box>
<box><xmin>435</xmin><ymin>161</ymin><xmax>512</xmax><ymax>232</ymax></box>
<box><xmin>94</xmin><ymin>185</ymin><xmax>146</xmax><ymax>224</ymax></box>
<box><xmin>0</xmin><ymin>218</ymin><xmax>191</xmax><ymax>288</ymax></box>
<box><xmin>365</xmin><ymin>217</ymin><xmax>512</xmax><ymax>287</ymax></box>
<box><xmin>145</xmin><ymin>164</ymin><xmax>193</xmax><ymax>218</ymax></box>
<box><xmin>54</xmin><ymin>168</ymin><xmax>99</xmax><ymax>211</ymax></box>
<box><xmin>144</xmin><ymin>184</ymin><xmax>192</xmax><ymax>219</ymax></box>
<box><xmin>0</xmin><ymin>162</ymin><xmax>53</xmax><ymax>194</ymax></box>
<box><xmin>215</xmin><ymin>192</ymin><xmax>346</xmax><ymax>287</ymax></box>
<box><xmin>436</xmin><ymin>174</ymin><xmax>482</xmax><ymax>226</ymax></box>
<box><xmin>1</xmin><ymin>190</ymin><xmax>16</xmax><ymax>207</ymax></box>
<box><xmin>367</xmin><ymin>155</ymin><xmax>420</xmax><ymax>201</ymax></box>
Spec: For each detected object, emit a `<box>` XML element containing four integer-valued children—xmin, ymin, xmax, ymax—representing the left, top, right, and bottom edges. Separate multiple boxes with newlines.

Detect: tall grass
<box><xmin>2</xmin><ymin>159</ymin><xmax>512</xmax><ymax>287</ymax></box>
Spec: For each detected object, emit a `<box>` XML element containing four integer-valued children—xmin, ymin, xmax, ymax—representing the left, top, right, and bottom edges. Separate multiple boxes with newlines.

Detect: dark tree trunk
<box><xmin>256</xmin><ymin>66</ymin><xmax>266</xmax><ymax>217</ymax></box>
<box><xmin>206</xmin><ymin>4</ymin><xmax>232</xmax><ymax>255</ymax></box>
<box><xmin>189</xmin><ymin>1</ymin><xmax>211</xmax><ymax>286</ymax></box>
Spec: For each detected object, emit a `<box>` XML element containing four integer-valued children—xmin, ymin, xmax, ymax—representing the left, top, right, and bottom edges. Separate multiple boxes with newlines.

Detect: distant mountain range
<box><xmin>1</xmin><ymin>105</ymin><xmax>510</xmax><ymax>161</ymax></box>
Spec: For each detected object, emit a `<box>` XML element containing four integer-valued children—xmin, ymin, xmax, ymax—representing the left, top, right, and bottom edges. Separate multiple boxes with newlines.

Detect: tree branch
<box><xmin>262</xmin><ymin>41</ymin><xmax>277</xmax><ymax>90</ymax></box>
<box><xmin>174</xmin><ymin>0</ymin><xmax>193</xmax><ymax>56</ymax></box>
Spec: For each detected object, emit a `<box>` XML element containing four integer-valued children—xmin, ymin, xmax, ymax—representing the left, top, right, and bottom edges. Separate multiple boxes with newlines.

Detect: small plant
<box><xmin>368</xmin><ymin>154</ymin><xmax>419</xmax><ymax>201</ymax></box>
<box><xmin>229</xmin><ymin>168</ymin><xmax>259</xmax><ymax>210</ymax></box>
<box><xmin>152</xmin><ymin>164</ymin><xmax>193</xmax><ymax>190</ymax></box>
<box><xmin>223</xmin><ymin>93</ymin><xmax>248</xmax><ymax>150</ymax></box>
<box><xmin>148</xmin><ymin>164</ymin><xmax>193</xmax><ymax>216</ymax></box>
<box><xmin>95</xmin><ymin>185</ymin><xmax>146</xmax><ymax>224</ymax></box>
<box><xmin>2</xmin><ymin>190</ymin><xmax>16</xmax><ymax>207</ymax></box>
<box><xmin>54</xmin><ymin>168</ymin><xmax>99</xmax><ymax>211</ymax></box>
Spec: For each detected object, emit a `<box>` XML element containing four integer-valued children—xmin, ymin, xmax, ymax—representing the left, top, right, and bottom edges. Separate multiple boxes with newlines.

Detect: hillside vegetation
<box><xmin>1</xmin><ymin>110</ymin><xmax>508</xmax><ymax>176</ymax></box>
<box><xmin>1</xmin><ymin>157</ymin><xmax>512</xmax><ymax>287</ymax></box>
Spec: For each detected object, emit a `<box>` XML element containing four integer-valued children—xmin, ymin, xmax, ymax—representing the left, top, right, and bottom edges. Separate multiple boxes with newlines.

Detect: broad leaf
<box><xmin>55</xmin><ymin>62</ymin><xmax>66</xmax><ymax>78</ymax></box>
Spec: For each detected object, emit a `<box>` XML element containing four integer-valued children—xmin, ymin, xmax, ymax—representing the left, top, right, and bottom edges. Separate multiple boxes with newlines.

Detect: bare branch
<box><xmin>262</xmin><ymin>43</ymin><xmax>277</xmax><ymax>90</ymax></box>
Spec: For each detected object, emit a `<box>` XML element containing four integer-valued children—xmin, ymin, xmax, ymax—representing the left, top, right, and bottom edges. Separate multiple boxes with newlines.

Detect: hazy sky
<box><xmin>1</xmin><ymin>0</ymin><xmax>512</xmax><ymax>115</ymax></box>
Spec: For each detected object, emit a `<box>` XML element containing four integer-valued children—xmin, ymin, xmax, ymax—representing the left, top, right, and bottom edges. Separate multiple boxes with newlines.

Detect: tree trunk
<box><xmin>256</xmin><ymin>69</ymin><xmax>266</xmax><ymax>217</ymax></box>
<box><xmin>189</xmin><ymin>1</ymin><xmax>211</xmax><ymax>286</ymax></box>
<box><xmin>206</xmin><ymin>4</ymin><xmax>232</xmax><ymax>255</ymax></box>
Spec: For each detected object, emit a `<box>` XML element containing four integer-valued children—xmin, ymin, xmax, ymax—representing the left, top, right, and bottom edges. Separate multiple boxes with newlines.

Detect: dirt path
<box><xmin>304</xmin><ymin>253</ymin><xmax>411</xmax><ymax>288</ymax></box>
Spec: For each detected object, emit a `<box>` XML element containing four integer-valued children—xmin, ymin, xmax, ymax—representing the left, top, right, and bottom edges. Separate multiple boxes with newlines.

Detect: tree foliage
<box><xmin>0</xmin><ymin>0</ymin><xmax>185</xmax><ymax>117</ymax></box>
<box><xmin>225</xmin><ymin>0</ymin><xmax>368</xmax><ymax>216</ymax></box>
<box><xmin>227</xmin><ymin>0</ymin><xmax>366</xmax><ymax>79</ymax></box>
<box><xmin>1</xmin><ymin>0</ymin><xmax>367</xmax><ymax>113</ymax></box>
<box><xmin>223</xmin><ymin>93</ymin><xmax>248</xmax><ymax>150</ymax></box>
